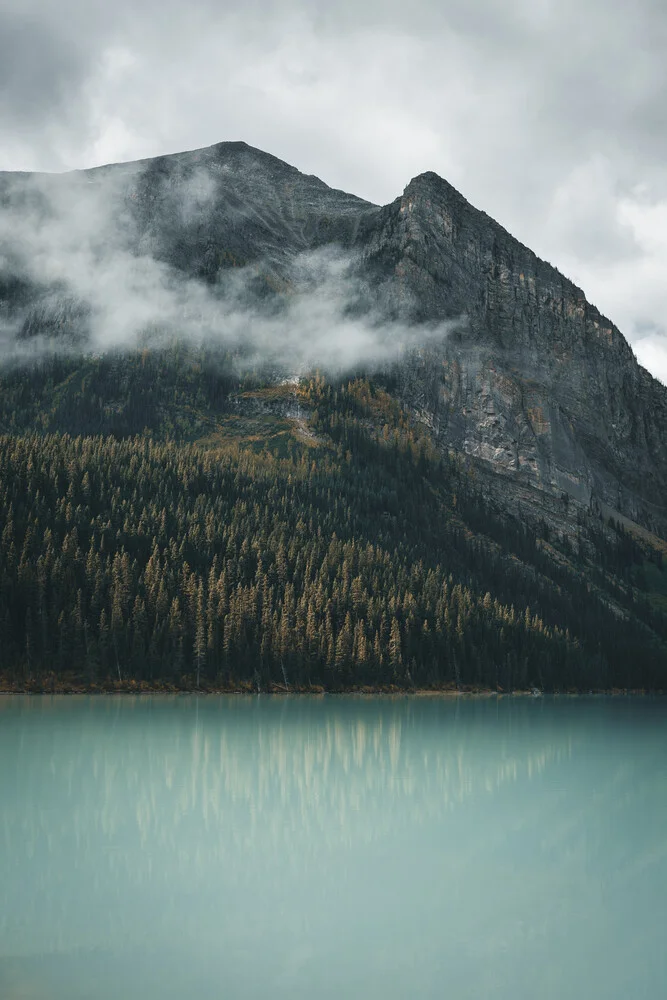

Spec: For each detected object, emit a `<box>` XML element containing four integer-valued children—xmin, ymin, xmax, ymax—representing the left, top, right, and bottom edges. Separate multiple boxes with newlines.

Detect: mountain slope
<box><xmin>0</xmin><ymin>142</ymin><xmax>666</xmax><ymax>690</ymax></box>
<box><xmin>352</xmin><ymin>170</ymin><xmax>667</xmax><ymax>537</ymax></box>
<box><xmin>1</xmin><ymin>361</ymin><xmax>666</xmax><ymax>692</ymax></box>
<box><xmin>0</xmin><ymin>140</ymin><xmax>377</xmax><ymax>286</ymax></box>
<box><xmin>2</xmin><ymin>142</ymin><xmax>665</xmax><ymax>535</ymax></box>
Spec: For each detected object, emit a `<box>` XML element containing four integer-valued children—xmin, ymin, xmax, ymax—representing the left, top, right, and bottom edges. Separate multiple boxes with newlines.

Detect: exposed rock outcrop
<box><xmin>355</xmin><ymin>171</ymin><xmax>667</xmax><ymax>536</ymax></box>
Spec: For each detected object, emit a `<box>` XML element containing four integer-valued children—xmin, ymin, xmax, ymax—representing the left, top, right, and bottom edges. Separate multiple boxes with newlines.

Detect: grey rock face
<box><xmin>119</xmin><ymin>141</ymin><xmax>378</xmax><ymax>277</ymax></box>
<box><xmin>1</xmin><ymin>142</ymin><xmax>666</xmax><ymax>535</ymax></box>
<box><xmin>0</xmin><ymin>142</ymin><xmax>378</xmax><ymax>344</ymax></box>
<box><xmin>354</xmin><ymin>171</ymin><xmax>667</xmax><ymax>535</ymax></box>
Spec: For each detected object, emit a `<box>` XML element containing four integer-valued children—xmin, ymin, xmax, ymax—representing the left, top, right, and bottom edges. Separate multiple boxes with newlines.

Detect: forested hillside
<box><xmin>1</xmin><ymin>349</ymin><xmax>665</xmax><ymax>692</ymax></box>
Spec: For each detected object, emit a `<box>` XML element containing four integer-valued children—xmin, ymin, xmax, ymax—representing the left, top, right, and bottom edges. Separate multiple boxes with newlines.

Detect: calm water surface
<box><xmin>1</xmin><ymin>695</ymin><xmax>666</xmax><ymax>999</ymax></box>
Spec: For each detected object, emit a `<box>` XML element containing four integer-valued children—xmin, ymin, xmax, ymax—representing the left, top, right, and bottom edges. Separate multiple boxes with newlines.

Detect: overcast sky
<box><xmin>1</xmin><ymin>0</ymin><xmax>666</xmax><ymax>382</ymax></box>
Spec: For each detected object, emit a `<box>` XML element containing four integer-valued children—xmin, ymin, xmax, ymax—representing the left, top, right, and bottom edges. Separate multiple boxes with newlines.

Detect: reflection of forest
<box><xmin>1</xmin><ymin>697</ymin><xmax>572</xmax><ymax>858</ymax></box>
<box><xmin>1</xmin><ymin>695</ymin><xmax>666</xmax><ymax>963</ymax></box>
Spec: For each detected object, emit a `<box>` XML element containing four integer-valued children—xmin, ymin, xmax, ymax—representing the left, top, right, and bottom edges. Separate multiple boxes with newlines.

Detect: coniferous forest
<box><xmin>1</xmin><ymin>347</ymin><xmax>666</xmax><ymax>693</ymax></box>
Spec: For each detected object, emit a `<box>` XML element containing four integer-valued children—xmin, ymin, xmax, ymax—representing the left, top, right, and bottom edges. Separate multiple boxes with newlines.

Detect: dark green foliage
<box><xmin>0</xmin><ymin>346</ymin><xmax>268</xmax><ymax>440</ymax></box>
<box><xmin>0</xmin><ymin>351</ymin><xmax>665</xmax><ymax>691</ymax></box>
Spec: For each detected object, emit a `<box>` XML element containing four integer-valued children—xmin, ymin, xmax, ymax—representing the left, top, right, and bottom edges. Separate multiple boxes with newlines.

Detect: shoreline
<box><xmin>0</xmin><ymin>679</ymin><xmax>661</xmax><ymax>697</ymax></box>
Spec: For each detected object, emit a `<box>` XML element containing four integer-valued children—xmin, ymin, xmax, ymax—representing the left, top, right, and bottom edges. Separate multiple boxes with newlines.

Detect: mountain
<box><xmin>4</xmin><ymin>141</ymin><xmax>665</xmax><ymax>533</ymax></box>
<box><xmin>0</xmin><ymin>141</ymin><xmax>666</xmax><ymax>692</ymax></box>
<box><xmin>357</xmin><ymin>170</ymin><xmax>667</xmax><ymax>539</ymax></box>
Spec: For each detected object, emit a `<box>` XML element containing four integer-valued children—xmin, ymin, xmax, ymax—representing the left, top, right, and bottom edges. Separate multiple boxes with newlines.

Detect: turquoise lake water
<box><xmin>1</xmin><ymin>694</ymin><xmax>666</xmax><ymax>999</ymax></box>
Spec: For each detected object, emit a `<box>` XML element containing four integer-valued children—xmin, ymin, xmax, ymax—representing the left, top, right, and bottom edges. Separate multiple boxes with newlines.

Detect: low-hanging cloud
<box><xmin>0</xmin><ymin>164</ymin><xmax>461</xmax><ymax>373</ymax></box>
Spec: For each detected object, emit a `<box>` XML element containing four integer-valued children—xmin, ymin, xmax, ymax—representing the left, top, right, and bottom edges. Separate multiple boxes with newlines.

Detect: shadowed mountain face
<box><xmin>0</xmin><ymin>141</ymin><xmax>376</xmax><ymax>289</ymax></box>
<box><xmin>1</xmin><ymin>140</ymin><xmax>666</xmax><ymax>537</ymax></box>
<box><xmin>118</xmin><ymin>141</ymin><xmax>377</xmax><ymax>277</ymax></box>
<box><xmin>355</xmin><ymin>171</ymin><xmax>667</xmax><ymax>536</ymax></box>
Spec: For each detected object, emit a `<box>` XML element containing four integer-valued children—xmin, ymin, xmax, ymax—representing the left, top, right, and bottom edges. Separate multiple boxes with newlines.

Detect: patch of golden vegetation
<box><xmin>195</xmin><ymin>413</ymin><xmax>295</xmax><ymax>453</ymax></box>
<box><xmin>599</xmin><ymin>503</ymin><xmax>667</xmax><ymax>557</ymax></box>
<box><xmin>526</xmin><ymin>406</ymin><xmax>550</xmax><ymax>435</ymax></box>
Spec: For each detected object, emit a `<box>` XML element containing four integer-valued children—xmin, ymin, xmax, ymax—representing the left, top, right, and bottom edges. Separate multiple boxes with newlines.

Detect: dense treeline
<box><xmin>0</xmin><ymin>356</ymin><xmax>666</xmax><ymax>692</ymax></box>
<box><xmin>0</xmin><ymin>345</ymin><xmax>282</xmax><ymax>440</ymax></box>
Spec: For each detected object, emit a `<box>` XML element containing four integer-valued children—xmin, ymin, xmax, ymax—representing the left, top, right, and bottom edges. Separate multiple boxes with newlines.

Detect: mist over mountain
<box><xmin>1</xmin><ymin>141</ymin><xmax>666</xmax><ymax>691</ymax></box>
<box><xmin>2</xmin><ymin>139</ymin><xmax>666</xmax><ymax>533</ymax></box>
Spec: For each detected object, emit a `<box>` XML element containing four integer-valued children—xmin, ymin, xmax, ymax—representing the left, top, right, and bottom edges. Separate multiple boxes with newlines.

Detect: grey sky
<box><xmin>1</xmin><ymin>0</ymin><xmax>666</xmax><ymax>382</ymax></box>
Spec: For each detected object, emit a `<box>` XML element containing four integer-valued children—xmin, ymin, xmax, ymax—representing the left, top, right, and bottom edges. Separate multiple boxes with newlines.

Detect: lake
<box><xmin>1</xmin><ymin>694</ymin><xmax>665</xmax><ymax>999</ymax></box>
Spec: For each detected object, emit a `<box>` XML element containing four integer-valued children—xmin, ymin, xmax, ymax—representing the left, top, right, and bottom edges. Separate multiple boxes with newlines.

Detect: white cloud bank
<box><xmin>0</xmin><ymin>168</ymin><xmax>461</xmax><ymax>373</ymax></box>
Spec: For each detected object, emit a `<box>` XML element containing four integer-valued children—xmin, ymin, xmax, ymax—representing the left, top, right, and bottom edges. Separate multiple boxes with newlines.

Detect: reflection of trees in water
<box><xmin>1</xmin><ymin>697</ymin><xmax>575</xmax><ymax>866</ymax></box>
<box><xmin>1</xmin><ymin>695</ymin><xmax>665</xmax><ymax>960</ymax></box>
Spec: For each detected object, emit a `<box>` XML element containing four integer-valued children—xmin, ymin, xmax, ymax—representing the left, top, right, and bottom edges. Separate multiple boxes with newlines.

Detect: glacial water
<box><xmin>1</xmin><ymin>694</ymin><xmax>666</xmax><ymax>999</ymax></box>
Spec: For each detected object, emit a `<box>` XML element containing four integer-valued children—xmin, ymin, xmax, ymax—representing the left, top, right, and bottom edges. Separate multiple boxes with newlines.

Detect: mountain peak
<box><xmin>404</xmin><ymin>169</ymin><xmax>467</xmax><ymax>200</ymax></box>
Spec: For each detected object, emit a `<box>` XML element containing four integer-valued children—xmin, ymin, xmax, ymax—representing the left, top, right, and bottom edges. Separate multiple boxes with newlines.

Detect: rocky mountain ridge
<box><xmin>365</xmin><ymin>170</ymin><xmax>667</xmax><ymax>538</ymax></box>
<box><xmin>1</xmin><ymin>140</ymin><xmax>666</xmax><ymax>541</ymax></box>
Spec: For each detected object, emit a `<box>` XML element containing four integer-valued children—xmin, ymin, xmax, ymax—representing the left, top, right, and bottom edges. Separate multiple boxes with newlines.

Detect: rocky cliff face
<box><xmin>1</xmin><ymin>141</ymin><xmax>666</xmax><ymax>537</ymax></box>
<box><xmin>354</xmin><ymin>171</ymin><xmax>667</xmax><ymax>537</ymax></box>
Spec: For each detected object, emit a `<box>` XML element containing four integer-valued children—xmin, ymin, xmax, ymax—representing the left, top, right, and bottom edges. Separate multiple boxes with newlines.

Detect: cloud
<box><xmin>0</xmin><ymin>13</ymin><xmax>85</xmax><ymax>125</ymax></box>
<box><xmin>0</xmin><ymin>166</ymin><xmax>460</xmax><ymax>373</ymax></box>
<box><xmin>544</xmin><ymin>157</ymin><xmax>641</xmax><ymax>265</ymax></box>
<box><xmin>633</xmin><ymin>324</ymin><xmax>667</xmax><ymax>387</ymax></box>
